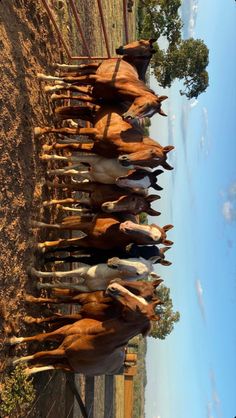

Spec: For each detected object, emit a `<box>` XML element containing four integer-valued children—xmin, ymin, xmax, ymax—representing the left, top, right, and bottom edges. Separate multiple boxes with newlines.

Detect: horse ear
<box><xmin>164</xmin><ymin>145</ymin><xmax>175</xmax><ymax>153</ymax></box>
<box><xmin>160</xmin><ymin>259</ymin><xmax>172</xmax><ymax>266</ymax></box>
<box><xmin>161</xmin><ymin>161</ymin><xmax>174</xmax><ymax>170</ymax></box>
<box><xmin>163</xmin><ymin>224</ymin><xmax>174</xmax><ymax>231</ymax></box>
<box><xmin>152</xmin><ymin>278</ymin><xmax>163</xmax><ymax>287</ymax></box>
<box><xmin>149</xmin><ymin>271</ymin><xmax>161</xmax><ymax>279</ymax></box>
<box><xmin>149</xmin><ymin>38</ymin><xmax>157</xmax><ymax>44</ymax></box>
<box><xmin>153</xmin><ymin>169</ymin><xmax>164</xmax><ymax>176</ymax></box>
<box><xmin>147</xmin><ymin>194</ymin><xmax>161</xmax><ymax>202</ymax></box>
<box><xmin>163</xmin><ymin>239</ymin><xmax>174</xmax><ymax>246</ymax></box>
<box><xmin>158</xmin><ymin>108</ymin><xmax>167</xmax><ymax>117</ymax></box>
<box><xmin>159</xmin><ymin>246</ymin><xmax>171</xmax><ymax>254</ymax></box>
<box><xmin>147</xmin><ymin>208</ymin><xmax>161</xmax><ymax>216</ymax></box>
<box><xmin>152</xmin><ymin>183</ymin><xmax>163</xmax><ymax>191</ymax></box>
<box><xmin>158</xmin><ymin>95</ymin><xmax>168</xmax><ymax>102</ymax></box>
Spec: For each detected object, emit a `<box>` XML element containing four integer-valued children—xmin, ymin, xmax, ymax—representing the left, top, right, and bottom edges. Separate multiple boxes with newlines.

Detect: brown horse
<box><xmin>35</xmin><ymin>103</ymin><xmax>174</xmax><ymax>169</ymax></box>
<box><xmin>44</xmin><ymin>182</ymin><xmax>161</xmax><ymax>215</ymax></box>
<box><xmin>9</xmin><ymin>282</ymin><xmax>159</xmax><ymax>375</ymax></box>
<box><xmin>37</xmin><ymin>58</ymin><xmax>168</xmax><ymax>123</ymax></box>
<box><xmin>24</xmin><ymin>279</ymin><xmax>163</xmax><ymax>327</ymax></box>
<box><xmin>53</xmin><ymin>38</ymin><xmax>157</xmax><ymax>82</ymax></box>
<box><xmin>34</xmin><ymin>213</ymin><xmax>173</xmax><ymax>251</ymax></box>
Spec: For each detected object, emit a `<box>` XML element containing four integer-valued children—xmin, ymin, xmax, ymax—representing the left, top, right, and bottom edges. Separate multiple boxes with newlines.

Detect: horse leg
<box><xmin>38</xmin><ymin>237</ymin><xmax>90</xmax><ymax>251</ymax></box>
<box><xmin>37</xmin><ymin>282</ymin><xmax>89</xmax><ymax>292</ymax></box>
<box><xmin>34</xmin><ymin>126</ymin><xmax>97</xmax><ymax>138</ymax></box>
<box><xmin>50</xmin><ymin>93</ymin><xmax>93</xmax><ymax>103</ymax></box>
<box><xmin>37</xmin><ymin>73</ymin><xmax>97</xmax><ymax>85</ymax></box>
<box><xmin>12</xmin><ymin>348</ymin><xmax>66</xmax><ymax>366</ymax></box>
<box><xmin>43</xmin><ymin>197</ymin><xmax>83</xmax><ymax>206</ymax></box>
<box><xmin>42</xmin><ymin>142</ymin><xmax>94</xmax><ymax>153</ymax></box>
<box><xmin>24</xmin><ymin>313</ymin><xmax>82</xmax><ymax>325</ymax></box>
<box><xmin>44</xmin><ymin>84</ymin><xmax>94</xmax><ymax>96</ymax></box>
<box><xmin>54</xmin><ymin>104</ymin><xmax>99</xmax><ymax>121</ymax></box>
<box><xmin>9</xmin><ymin>327</ymin><xmax>73</xmax><ymax>345</ymax></box>
<box><xmin>25</xmin><ymin>360</ymin><xmax>73</xmax><ymax>375</ymax></box>
<box><xmin>52</xmin><ymin>62</ymin><xmax>99</xmax><ymax>72</ymax></box>
<box><xmin>29</xmin><ymin>266</ymin><xmax>87</xmax><ymax>281</ymax></box>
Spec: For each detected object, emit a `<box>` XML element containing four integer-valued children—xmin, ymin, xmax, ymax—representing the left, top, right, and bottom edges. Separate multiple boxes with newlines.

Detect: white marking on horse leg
<box><xmin>25</xmin><ymin>366</ymin><xmax>55</xmax><ymax>375</ymax></box>
<box><xmin>13</xmin><ymin>355</ymin><xmax>34</xmax><ymax>365</ymax></box>
<box><xmin>8</xmin><ymin>336</ymin><xmax>24</xmax><ymax>345</ymax></box>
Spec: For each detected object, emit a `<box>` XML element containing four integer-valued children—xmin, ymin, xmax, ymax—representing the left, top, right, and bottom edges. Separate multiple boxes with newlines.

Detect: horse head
<box><xmin>122</xmin><ymin>94</ymin><xmax>168</xmax><ymax>123</ymax></box>
<box><xmin>116</xmin><ymin>38</ymin><xmax>157</xmax><ymax>57</ymax></box>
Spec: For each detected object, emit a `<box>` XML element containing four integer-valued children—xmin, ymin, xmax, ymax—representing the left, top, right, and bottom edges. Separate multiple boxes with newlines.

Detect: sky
<box><xmin>145</xmin><ymin>1</ymin><xmax>236</xmax><ymax>418</ymax></box>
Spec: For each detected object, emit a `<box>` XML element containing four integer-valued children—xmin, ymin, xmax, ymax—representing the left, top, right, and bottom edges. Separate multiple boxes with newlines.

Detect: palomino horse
<box><xmin>29</xmin><ymin>256</ymin><xmax>159</xmax><ymax>291</ymax></box>
<box><xmin>37</xmin><ymin>56</ymin><xmax>168</xmax><ymax>124</ymax></box>
<box><xmin>24</xmin><ymin>279</ymin><xmax>163</xmax><ymax>327</ymax></box>
<box><xmin>35</xmin><ymin>103</ymin><xmax>174</xmax><ymax>169</ymax></box>
<box><xmin>41</xmin><ymin>154</ymin><xmax>164</xmax><ymax>190</ymax></box>
<box><xmin>44</xmin><ymin>182</ymin><xmax>161</xmax><ymax>215</ymax></box>
<box><xmin>33</xmin><ymin>213</ymin><xmax>174</xmax><ymax>251</ymax></box>
<box><xmin>9</xmin><ymin>282</ymin><xmax>159</xmax><ymax>375</ymax></box>
<box><xmin>43</xmin><ymin>244</ymin><xmax>172</xmax><ymax>267</ymax></box>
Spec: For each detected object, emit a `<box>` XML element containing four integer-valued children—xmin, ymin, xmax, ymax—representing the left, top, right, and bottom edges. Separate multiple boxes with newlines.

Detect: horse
<box><xmin>24</xmin><ymin>278</ymin><xmax>163</xmax><ymax>327</ymax></box>
<box><xmin>29</xmin><ymin>256</ymin><xmax>159</xmax><ymax>291</ymax></box>
<box><xmin>43</xmin><ymin>181</ymin><xmax>161</xmax><ymax>216</ymax></box>
<box><xmin>37</xmin><ymin>57</ymin><xmax>168</xmax><ymax>124</ymax></box>
<box><xmin>33</xmin><ymin>213</ymin><xmax>173</xmax><ymax>251</ymax></box>
<box><xmin>43</xmin><ymin>244</ymin><xmax>172</xmax><ymax>267</ymax></box>
<box><xmin>35</xmin><ymin>103</ymin><xmax>174</xmax><ymax>169</ymax></box>
<box><xmin>9</xmin><ymin>282</ymin><xmax>159</xmax><ymax>375</ymax></box>
<box><xmin>53</xmin><ymin>38</ymin><xmax>157</xmax><ymax>82</ymax></box>
<box><xmin>41</xmin><ymin>153</ymin><xmax>164</xmax><ymax>190</ymax></box>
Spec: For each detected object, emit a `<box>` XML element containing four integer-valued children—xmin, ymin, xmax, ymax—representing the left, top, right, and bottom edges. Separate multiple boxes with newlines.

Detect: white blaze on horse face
<box><xmin>107</xmin><ymin>257</ymin><xmax>150</xmax><ymax>278</ymax></box>
<box><xmin>116</xmin><ymin>175</ymin><xmax>151</xmax><ymax>189</ymax></box>
<box><xmin>107</xmin><ymin>282</ymin><xmax>148</xmax><ymax>306</ymax></box>
<box><xmin>120</xmin><ymin>221</ymin><xmax>162</xmax><ymax>242</ymax></box>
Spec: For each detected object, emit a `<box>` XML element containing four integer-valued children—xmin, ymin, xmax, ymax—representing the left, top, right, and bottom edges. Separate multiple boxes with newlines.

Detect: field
<box><xmin>0</xmin><ymin>1</ymin><xmax>143</xmax><ymax>417</ymax></box>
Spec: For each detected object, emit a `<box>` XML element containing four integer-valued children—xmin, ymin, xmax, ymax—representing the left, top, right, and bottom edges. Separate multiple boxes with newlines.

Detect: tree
<box><xmin>139</xmin><ymin>0</ymin><xmax>182</xmax><ymax>46</ymax></box>
<box><xmin>150</xmin><ymin>284</ymin><xmax>180</xmax><ymax>339</ymax></box>
<box><xmin>138</xmin><ymin>2</ymin><xmax>210</xmax><ymax>99</ymax></box>
<box><xmin>152</xmin><ymin>39</ymin><xmax>209</xmax><ymax>98</ymax></box>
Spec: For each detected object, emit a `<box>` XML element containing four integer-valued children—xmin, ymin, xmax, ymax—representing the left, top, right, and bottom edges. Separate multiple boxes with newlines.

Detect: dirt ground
<box><xmin>0</xmin><ymin>1</ymin><xmax>137</xmax><ymax>416</ymax></box>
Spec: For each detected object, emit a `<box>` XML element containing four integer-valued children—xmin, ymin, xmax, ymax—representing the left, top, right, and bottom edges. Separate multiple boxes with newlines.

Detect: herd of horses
<box><xmin>8</xmin><ymin>39</ymin><xmax>175</xmax><ymax>376</ymax></box>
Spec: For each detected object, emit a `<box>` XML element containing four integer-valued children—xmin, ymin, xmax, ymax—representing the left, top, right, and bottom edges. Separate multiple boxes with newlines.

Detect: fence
<box><xmin>40</xmin><ymin>1</ymin><xmax>137</xmax><ymax>417</ymax></box>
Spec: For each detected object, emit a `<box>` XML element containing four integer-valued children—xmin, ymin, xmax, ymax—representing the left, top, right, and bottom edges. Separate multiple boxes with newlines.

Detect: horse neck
<box><xmin>101</xmin><ymin>315</ymin><xmax>150</xmax><ymax>346</ymax></box>
<box><xmin>122</xmin><ymin>55</ymin><xmax>150</xmax><ymax>82</ymax></box>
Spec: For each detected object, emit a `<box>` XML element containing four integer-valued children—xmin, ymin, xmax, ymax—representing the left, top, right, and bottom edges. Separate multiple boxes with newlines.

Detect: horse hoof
<box><xmin>34</xmin><ymin>127</ymin><xmax>44</xmax><ymax>137</ymax></box>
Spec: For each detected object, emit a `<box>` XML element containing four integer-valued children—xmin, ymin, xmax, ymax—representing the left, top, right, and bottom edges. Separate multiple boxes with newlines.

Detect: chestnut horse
<box><xmin>35</xmin><ymin>103</ymin><xmax>174</xmax><ymax>169</ymax></box>
<box><xmin>37</xmin><ymin>57</ymin><xmax>168</xmax><ymax>123</ymax></box>
<box><xmin>53</xmin><ymin>38</ymin><xmax>157</xmax><ymax>82</ymax></box>
<box><xmin>9</xmin><ymin>283</ymin><xmax>159</xmax><ymax>375</ymax></box>
<box><xmin>33</xmin><ymin>213</ymin><xmax>174</xmax><ymax>251</ymax></box>
<box><xmin>24</xmin><ymin>278</ymin><xmax>163</xmax><ymax>327</ymax></box>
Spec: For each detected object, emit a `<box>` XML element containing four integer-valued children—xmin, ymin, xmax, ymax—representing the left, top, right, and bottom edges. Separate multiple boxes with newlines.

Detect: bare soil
<box><xmin>0</xmin><ymin>1</ymin><xmax>137</xmax><ymax>416</ymax></box>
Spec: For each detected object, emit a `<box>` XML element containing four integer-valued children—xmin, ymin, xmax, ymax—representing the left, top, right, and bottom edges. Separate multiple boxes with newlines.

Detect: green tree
<box><xmin>150</xmin><ymin>284</ymin><xmax>180</xmax><ymax>339</ymax></box>
<box><xmin>139</xmin><ymin>0</ymin><xmax>182</xmax><ymax>46</ymax></box>
<box><xmin>152</xmin><ymin>39</ymin><xmax>209</xmax><ymax>98</ymax></box>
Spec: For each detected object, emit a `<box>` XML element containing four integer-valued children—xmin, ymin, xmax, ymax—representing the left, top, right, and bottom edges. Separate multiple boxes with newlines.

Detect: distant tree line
<box><xmin>138</xmin><ymin>0</ymin><xmax>209</xmax><ymax>99</ymax></box>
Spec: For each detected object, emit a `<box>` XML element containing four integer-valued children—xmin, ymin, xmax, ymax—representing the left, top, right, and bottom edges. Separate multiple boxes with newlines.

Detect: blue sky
<box><xmin>145</xmin><ymin>1</ymin><xmax>236</xmax><ymax>418</ymax></box>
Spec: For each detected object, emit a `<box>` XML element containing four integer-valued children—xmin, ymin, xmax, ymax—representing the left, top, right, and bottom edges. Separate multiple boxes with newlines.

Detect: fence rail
<box><xmin>41</xmin><ymin>0</ymin><xmax>130</xmax><ymax>61</ymax></box>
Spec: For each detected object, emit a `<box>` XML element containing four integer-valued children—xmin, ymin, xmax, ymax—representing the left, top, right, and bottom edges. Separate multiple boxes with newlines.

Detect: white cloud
<box><xmin>190</xmin><ymin>99</ymin><xmax>198</xmax><ymax>108</ymax></box>
<box><xmin>222</xmin><ymin>182</ymin><xmax>236</xmax><ymax>222</ymax></box>
<box><xmin>195</xmin><ymin>279</ymin><xmax>206</xmax><ymax>322</ymax></box>
<box><xmin>222</xmin><ymin>201</ymin><xmax>236</xmax><ymax>222</ymax></box>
